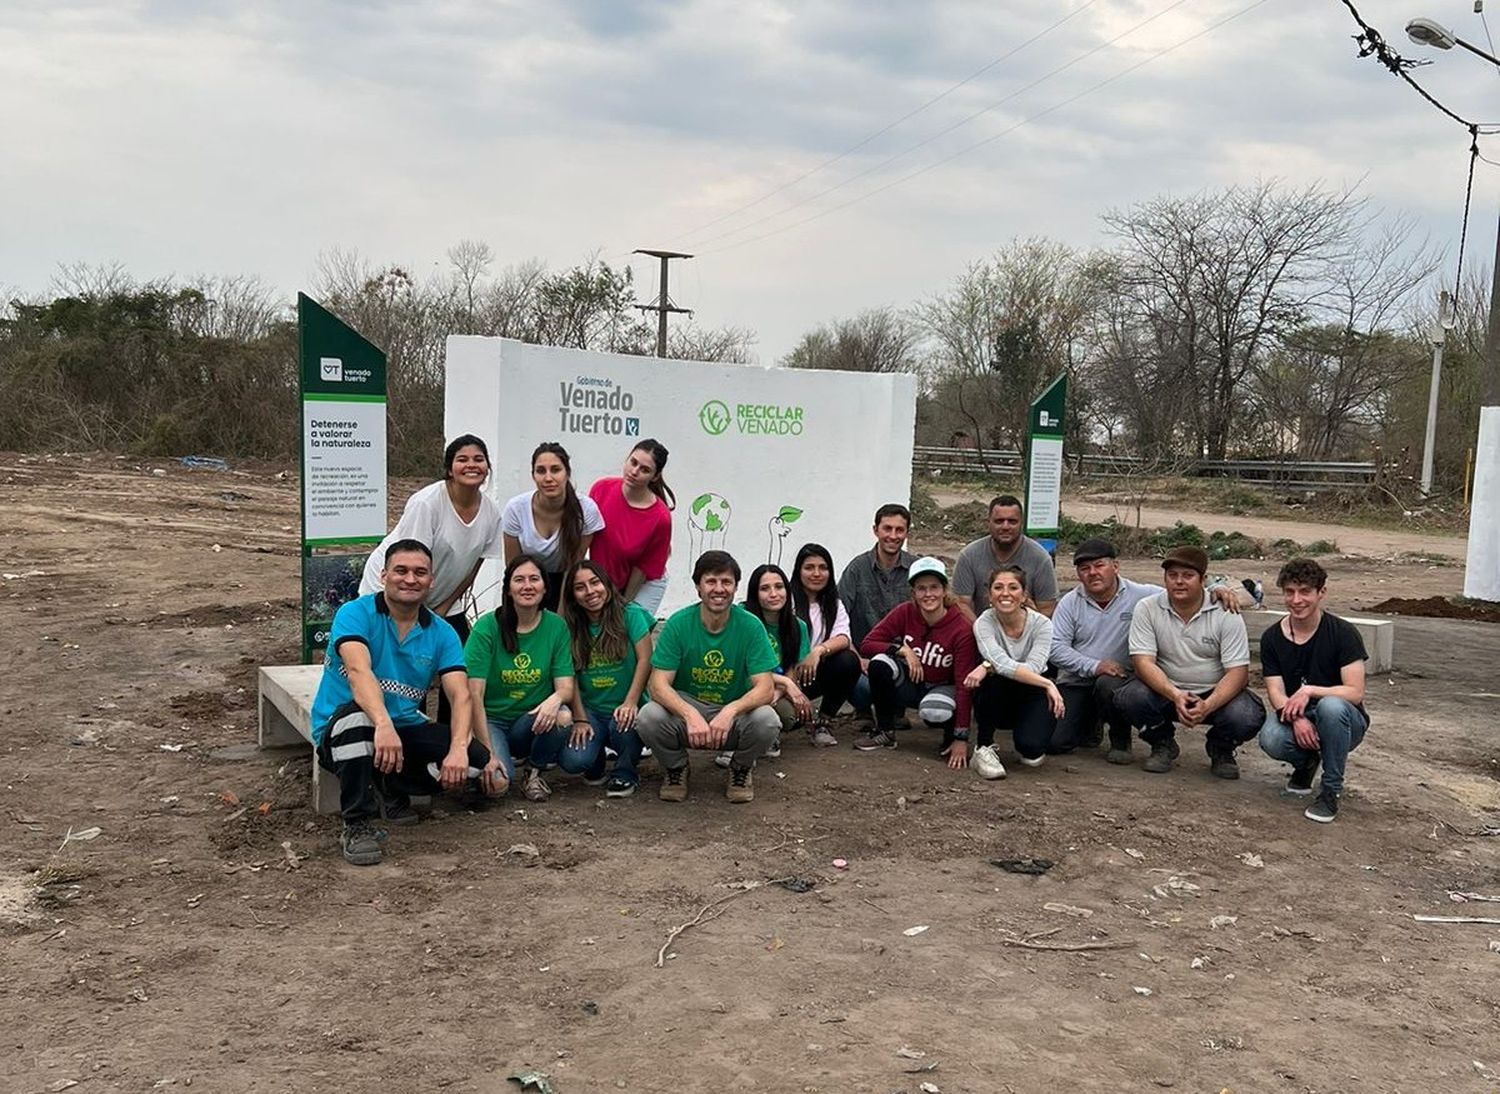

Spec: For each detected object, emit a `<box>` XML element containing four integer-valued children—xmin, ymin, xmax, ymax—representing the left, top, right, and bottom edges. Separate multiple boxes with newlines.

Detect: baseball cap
<box><xmin>907</xmin><ymin>556</ymin><xmax>949</xmax><ymax>586</ymax></box>
<box><xmin>1161</xmin><ymin>545</ymin><xmax>1209</xmax><ymax>576</ymax></box>
<box><xmin>1072</xmin><ymin>537</ymin><xmax>1117</xmax><ymax>565</ymax></box>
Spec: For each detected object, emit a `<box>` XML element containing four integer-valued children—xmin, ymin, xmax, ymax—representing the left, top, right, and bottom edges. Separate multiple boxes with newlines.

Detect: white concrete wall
<box><xmin>444</xmin><ymin>337</ymin><xmax>917</xmax><ymax>614</ymax></box>
<box><xmin>1465</xmin><ymin>406</ymin><xmax>1500</xmax><ymax>602</ymax></box>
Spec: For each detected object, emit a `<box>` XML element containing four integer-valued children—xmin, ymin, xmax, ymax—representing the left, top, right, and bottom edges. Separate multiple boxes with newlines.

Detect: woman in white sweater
<box><xmin>965</xmin><ymin>565</ymin><xmax>1065</xmax><ymax>779</ymax></box>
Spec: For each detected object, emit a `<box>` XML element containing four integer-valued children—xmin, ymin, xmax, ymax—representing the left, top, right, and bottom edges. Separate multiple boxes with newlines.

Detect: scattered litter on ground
<box><xmin>508</xmin><ymin>1071</ymin><xmax>556</xmax><ymax>1093</ymax></box>
<box><xmin>896</xmin><ymin>1047</ymin><xmax>925</xmax><ymax>1059</ymax></box>
<box><xmin>1236</xmin><ymin>852</ymin><xmax>1265</xmax><ymax>868</ymax></box>
<box><xmin>903</xmin><ymin>925</ymin><xmax>930</xmax><ymax>937</ymax></box>
<box><xmin>919</xmin><ymin>1082</ymin><xmax>941</xmax><ymax>1093</ymax></box>
<box><xmin>1449</xmin><ymin>891</ymin><xmax>1500</xmax><ymax>903</ymax></box>
<box><xmin>1412</xmin><ymin>914</ymin><xmax>1500</xmax><ymax>925</ymax></box>
<box><xmin>1191</xmin><ymin>956</ymin><xmax>1208</xmax><ymax>970</ymax></box>
<box><xmin>505</xmin><ymin>843</ymin><xmax>540</xmax><ymax>859</ymax></box>
<box><xmin>1488</xmin><ymin>940</ymin><xmax>1500</xmax><ymax>953</ymax></box>
<box><xmin>992</xmin><ymin>858</ymin><xmax>1055</xmax><ymax>875</ymax></box>
<box><xmin>59</xmin><ymin>826</ymin><xmax>102</xmax><ymax>850</ymax></box>
<box><xmin>832</xmin><ymin>858</ymin><xmax>848</xmax><ymax>870</ymax></box>
<box><xmin>280</xmin><ymin>842</ymin><xmax>303</xmax><ymax>870</ymax></box>
<box><xmin>1152</xmin><ymin>876</ymin><xmax>1201</xmax><ymax>899</ymax></box>
<box><xmin>906</xmin><ymin>1060</ymin><xmax>939</xmax><ymax>1074</ymax></box>
<box><xmin>1133</xmin><ymin>986</ymin><xmax>1153</xmax><ymax>996</ymax></box>
<box><xmin>777</xmin><ymin>877</ymin><xmax>814</xmax><ymax>893</ymax></box>
<box><xmin>1210</xmin><ymin>915</ymin><xmax>1238</xmax><ymax>929</ymax></box>
<box><xmin>180</xmin><ymin>455</ymin><xmax>229</xmax><ymax>471</ymax></box>
<box><xmin>1124</xmin><ymin>848</ymin><xmax>1145</xmax><ymax>860</ymax></box>
<box><xmin>1044</xmin><ymin>902</ymin><xmax>1094</xmax><ymax>918</ymax></box>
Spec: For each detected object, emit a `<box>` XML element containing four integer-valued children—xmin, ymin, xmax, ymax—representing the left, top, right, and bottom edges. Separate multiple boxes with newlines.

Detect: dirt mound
<box><xmin>1367</xmin><ymin>595</ymin><xmax>1500</xmax><ymax>623</ymax></box>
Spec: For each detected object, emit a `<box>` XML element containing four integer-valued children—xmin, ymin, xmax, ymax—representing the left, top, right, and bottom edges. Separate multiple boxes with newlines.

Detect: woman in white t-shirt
<box><xmin>502</xmin><ymin>442</ymin><xmax>604</xmax><ymax>610</ymax></box>
<box><xmin>788</xmin><ymin>543</ymin><xmax>864</xmax><ymax>749</ymax></box>
<box><xmin>360</xmin><ymin>434</ymin><xmax>503</xmax><ymax>722</ymax></box>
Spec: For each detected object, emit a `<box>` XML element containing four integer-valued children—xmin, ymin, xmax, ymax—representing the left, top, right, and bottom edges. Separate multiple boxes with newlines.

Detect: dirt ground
<box><xmin>3</xmin><ymin>453</ymin><xmax>1499</xmax><ymax>1094</ymax></box>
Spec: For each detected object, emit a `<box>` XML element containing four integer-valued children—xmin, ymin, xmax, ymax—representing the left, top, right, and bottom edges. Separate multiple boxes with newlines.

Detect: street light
<box><xmin>1406</xmin><ymin>15</ymin><xmax>1500</xmax><ymax>65</ymax></box>
<box><xmin>1407</xmin><ymin>12</ymin><xmax>1500</xmax><ymax>598</ymax></box>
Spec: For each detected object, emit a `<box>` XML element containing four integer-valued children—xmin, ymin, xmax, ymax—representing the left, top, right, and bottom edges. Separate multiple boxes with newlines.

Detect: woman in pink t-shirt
<box><xmin>587</xmin><ymin>439</ymin><xmax>675</xmax><ymax>615</ymax></box>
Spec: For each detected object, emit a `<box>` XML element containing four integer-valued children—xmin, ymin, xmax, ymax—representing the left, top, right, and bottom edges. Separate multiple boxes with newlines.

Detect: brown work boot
<box><xmin>726</xmin><ymin>763</ymin><xmax>754</xmax><ymax>803</ymax></box>
<box><xmin>659</xmin><ymin>763</ymin><xmax>689</xmax><ymax>802</ymax></box>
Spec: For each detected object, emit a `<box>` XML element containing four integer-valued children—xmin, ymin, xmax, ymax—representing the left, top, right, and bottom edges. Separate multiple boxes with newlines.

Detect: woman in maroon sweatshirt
<box><xmin>855</xmin><ymin>557</ymin><xmax>979</xmax><ymax>768</ymax></box>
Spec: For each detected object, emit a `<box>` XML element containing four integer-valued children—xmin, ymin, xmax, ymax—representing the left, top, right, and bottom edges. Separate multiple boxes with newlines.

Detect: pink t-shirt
<box><xmin>588</xmin><ymin>477</ymin><xmax>672</xmax><ymax>590</ymax></box>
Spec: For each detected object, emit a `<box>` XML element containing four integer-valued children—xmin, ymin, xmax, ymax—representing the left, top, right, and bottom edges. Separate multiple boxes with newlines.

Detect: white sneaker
<box><xmin>713</xmin><ymin>751</ymin><xmax>733</xmax><ymax>768</ymax></box>
<box><xmin>972</xmin><ymin>744</ymin><xmax>1007</xmax><ymax>780</ymax></box>
<box><xmin>1018</xmin><ymin>753</ymin><xmax>1045</xmax><ymax>768</ymax></box>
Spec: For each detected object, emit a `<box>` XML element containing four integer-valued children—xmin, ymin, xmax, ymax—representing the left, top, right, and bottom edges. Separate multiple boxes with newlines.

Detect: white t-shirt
<box><xmin>501</xmin><ymin>490</ymin><xmax>605</xmax><ymax>574</ymax></box>
<box><xmin>359</xmin><ymin>481</ymin><xmax>504</xmax><ymax>611</ymax></box>
<box><xmin>806</xmin><ymin>599</ymin><xmax>852</xmax><ymax>646</ymax></box>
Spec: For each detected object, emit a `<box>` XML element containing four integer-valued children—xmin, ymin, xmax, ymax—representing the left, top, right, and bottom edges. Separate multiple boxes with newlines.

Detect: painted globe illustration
<box><xmin>689</xmin><ymin>492</ymin><xmax>732</xmax><ymax>533</ymax></box>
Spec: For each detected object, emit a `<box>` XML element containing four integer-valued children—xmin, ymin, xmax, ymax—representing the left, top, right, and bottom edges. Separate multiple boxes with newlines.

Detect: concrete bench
<box><xmin>1244</xmin><ymin>609</ymin><xmax>1394</xmax><ymax>673</ymax></box>
<box><xmin>258</xmin><ymin>664</ymin><xmax>339</xmax><ymax>814</ymax></box>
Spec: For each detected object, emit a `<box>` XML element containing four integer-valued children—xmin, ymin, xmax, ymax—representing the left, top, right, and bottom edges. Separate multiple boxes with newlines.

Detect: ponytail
<box><xmin>531</xmin><ymin>441</ymin><xmax>585</xmax><ymax>567</ymax></box>
<box><xmin>634</xmin><ymin>438</ymin><xmax>676</xmax><ymax>511</ymax></box>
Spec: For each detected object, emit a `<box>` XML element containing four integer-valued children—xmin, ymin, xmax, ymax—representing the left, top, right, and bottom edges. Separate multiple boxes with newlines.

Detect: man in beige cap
<box><xmin>1115</xmin><ymin>546</ymin><xmax>1264</xmax><ymax>777</ymax></box>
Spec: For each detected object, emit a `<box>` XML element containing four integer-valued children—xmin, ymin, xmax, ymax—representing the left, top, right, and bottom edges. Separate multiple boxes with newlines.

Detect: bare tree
<box><xmin>783</xmin><ymin>307</ymin><xmax>921</xmax><ymax>373</ymax></box>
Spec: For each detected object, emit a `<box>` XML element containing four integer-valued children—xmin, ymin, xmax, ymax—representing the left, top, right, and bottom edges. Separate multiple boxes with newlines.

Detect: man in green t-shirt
<box><xmin>637</xmin><ymin>550</ymin><xmax>779</xmax><ymax>803</ymax></box>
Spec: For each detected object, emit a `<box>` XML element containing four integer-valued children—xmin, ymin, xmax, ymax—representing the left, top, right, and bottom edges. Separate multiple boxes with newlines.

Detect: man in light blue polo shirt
<box><xmin>312</xmin><ymin>538</ymin><xmax>490</xmax><ymax>865</ymax></box>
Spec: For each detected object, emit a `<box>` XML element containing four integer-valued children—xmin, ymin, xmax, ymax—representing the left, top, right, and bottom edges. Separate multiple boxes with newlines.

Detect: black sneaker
<box><xmin>1285</xmin><ymin>757</ymin><xmax>1318</xmax><ymax>796</ymax></box>
<box><xmin>1208</xmin><ymin>746</ymin><xmax>1240</xmax><ymax>780</ymax></box>
<box><xmin>1080</xmin><ymin>720</ymin><xmax>1104</xmax><ymax>749</ymax></box>
<box><xmin>581</xmin><ymin>767</ymin><xmax>609</xmax><ymax>787</ymax></box>
<box><xmin>373</xmin><ymin>782</ymin><xmax>419</xmax><ymax>827</ymax></box>
<box><xmin>604</xmin><ymin>774</ymin><xmax>637</xmax><ymax>798</ymax></box>
<box><xmin>1142</xmin><ymin>736</ymin><xmax>1179</xmax><ymax>774</ymax></box>
<box><xmin>341</xmin><ymin>821</ymin><xmax>382</xmax><ymax>866</ymax></box>
<box><xmin>1304</xmin><ymin>787</ymin><xmax>1339</xmax><ymax>823</ymax></box>
<box><xmin>854</xmin><ymin>729</ymin><xmax>897</xmax><ymax>751</ymax></box>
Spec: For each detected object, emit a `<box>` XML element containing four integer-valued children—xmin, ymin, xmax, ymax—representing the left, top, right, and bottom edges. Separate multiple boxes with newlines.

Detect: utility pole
<box><xmin>1420</xmin><ymin>290</ymin><xmax>1453</xmax><ymax>496</ymax></box>
<box><xmin>633</xmin><ymin>249</ymin><xmax>693</xmax><ymax>357</ymax></box>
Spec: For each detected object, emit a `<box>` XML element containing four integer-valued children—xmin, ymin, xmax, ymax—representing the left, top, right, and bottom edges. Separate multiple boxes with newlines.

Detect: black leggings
<box><xmin>434</xmin><ymin>611</ymin><xmax>471</xmax><ymax>727</ymax></box>
<box><xmin>972</xmin><ymin>675</ymin><xmax>1057</xmax><ymax>761</ymax></box>
<box><xmin>801</xmin><ymin>648</ymin><xmax>861</xmax><ymax>718</ymax></box>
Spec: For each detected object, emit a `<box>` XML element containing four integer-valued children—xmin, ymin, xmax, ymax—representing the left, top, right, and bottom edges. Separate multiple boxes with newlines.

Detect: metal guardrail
<box><xmin>912</xmin><ymin>445</ymin><xmax>1380</xmax><ymax>489</ymax></box>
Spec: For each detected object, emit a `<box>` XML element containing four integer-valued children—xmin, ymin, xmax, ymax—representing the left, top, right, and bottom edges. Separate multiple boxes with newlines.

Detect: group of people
<box><xmin>314</xmin><ymin>442</ymin><xmax>1372</xmax><ymax>866</ymax></box>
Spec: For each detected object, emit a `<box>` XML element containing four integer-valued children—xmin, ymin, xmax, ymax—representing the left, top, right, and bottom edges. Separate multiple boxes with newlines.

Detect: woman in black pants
<box><xmin>967</xmin><ymin>565</ymin><xmax>1065</xmax><ymax>780</ymax></box>
<box><xmin>789</xmin><ymin>543</ymin><xmax>864</xmax><ymax>748</ymax></box>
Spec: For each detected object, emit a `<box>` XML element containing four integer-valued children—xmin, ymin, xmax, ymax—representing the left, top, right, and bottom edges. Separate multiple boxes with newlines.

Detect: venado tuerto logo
<box><xmin>699</xmin><ymin>398</ymin><xmax>804</xmax><ymax>437</ymax></box>
<box><xmin>558</xmin><ymin>376</ymin><xmax>640</xmax><ymax>437</ymax></box>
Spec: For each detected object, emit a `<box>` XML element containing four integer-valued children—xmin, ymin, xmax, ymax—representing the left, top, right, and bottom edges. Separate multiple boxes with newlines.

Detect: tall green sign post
<box><xmin>298</xmin><ymin>293</ymin><xmax>388</xmax><ymax>662</ymax></box>
<box><xmin>1024</xmin><ymin>373</ymin><xmax>1067</xmax><ymax>556</ymax></box>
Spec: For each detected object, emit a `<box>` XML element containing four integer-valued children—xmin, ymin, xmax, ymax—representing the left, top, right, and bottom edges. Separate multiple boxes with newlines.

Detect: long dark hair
<box><xmin>498</xmin><ymin>553</ymin><xmax>547</xmax><ymax>655</ymax></box>
<box><xmin>790</xmin><ymin>542</ymin><xmax>840</xmax><ymax>643</ymax></box>
<box><xmin>745</xmin><ymin>563</ymin><xmax>801</xmax><ymax>671</ymax></box>
<box><xmin>531</xmin><ymin>442</ymin><xmax>585</xmax><ymax>568</ymax></box>
<box><xmin>632</xmin><ymin>438</ymin><xmax>676</xmax><ymax>510</ymax></box>
<box><xmin>443</xmin><ymin>433</ymin><xmax>490</xmax><ymax>480</ymax></box>
<box><xmin>560</xmin><ymin>560</ymin><xmax>629</xmax><ymax>673</ymax></box>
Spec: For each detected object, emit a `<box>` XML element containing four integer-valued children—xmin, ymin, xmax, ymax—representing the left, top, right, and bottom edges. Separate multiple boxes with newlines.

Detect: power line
<box><xmin>1454</xmin><ymin>128</ymin><xmax>1481</xmax><ymax>294</ymax></box>
<box><xmin>676</xmin><ymin>0</ymin><xmax>1105</xmax><ymax>242</ymax></box>
<box><xmin>701</xmin><ymin>0</ymin><xmax>1277</xmax><ymax>256</ymax></box>
<box><xmin>1337</xmin><ymin>0</ymin><xmax>1492</xmax><ymax>129</ymax></box>
<box><xmin>692</xmin><ymin>0</ymin><xmax>1198</xmax><ymax>251</ymax></box>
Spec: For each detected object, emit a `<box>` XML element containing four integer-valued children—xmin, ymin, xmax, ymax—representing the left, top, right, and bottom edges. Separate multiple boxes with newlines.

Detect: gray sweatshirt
<box><xmin>973</xmin><ymin>608</ymin><xmax>1053</xmax><ymax>679</ymax></box>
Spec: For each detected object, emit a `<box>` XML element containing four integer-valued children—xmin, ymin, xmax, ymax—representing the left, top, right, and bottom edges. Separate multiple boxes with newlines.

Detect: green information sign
<box><xmin>298</xmin><ymin>293</ymin><xmax>388</xmax><ymax>661</ymax></box>
<box><xmin>1024</xmin><ymin>373</ymin><xmax>1067</xmax><ymax>552</ymax></box>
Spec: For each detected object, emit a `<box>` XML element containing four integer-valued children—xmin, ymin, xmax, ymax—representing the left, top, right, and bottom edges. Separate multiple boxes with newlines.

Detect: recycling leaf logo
<box><xmin>703</xmin><ymin>649</ymin><xmax>725</xmax><ymax>668</ymax></box>
<box><xmin>698</xmin><ymin>400</ymin><xmax>731</xmax><ymax>436</ymax></box>
<box><xmin>514</xmin><ymin>653</ymin><xmax>533</xmax><ymax>669</ymax></box>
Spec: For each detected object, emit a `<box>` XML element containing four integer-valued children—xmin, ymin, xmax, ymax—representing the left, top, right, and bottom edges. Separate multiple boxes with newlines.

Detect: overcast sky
<box><xmin>5</xmin><ymin>0</ymin><xmax>1500</xmax><ymax>361</ymax></box>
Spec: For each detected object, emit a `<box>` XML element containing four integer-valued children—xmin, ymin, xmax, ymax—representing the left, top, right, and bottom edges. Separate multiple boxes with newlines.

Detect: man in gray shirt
<box><xmin>1050</xmin><ymin>538</ymin><xmax>1240</xmax><ymax>762</ymax></box>
<box><xmin>1115</xmin><ymin>546</ymin><xmax>1264</xmax><ymax>779</ymax></box>
<box><xmin>839</xmin><ymin>503</ymin><xmax>917</xmax><ymax>647</ymax></box>
<box><xmin>951</xmin><ymin>495</ymin><xmax>1059</xmax><ymax>618</ymax></box>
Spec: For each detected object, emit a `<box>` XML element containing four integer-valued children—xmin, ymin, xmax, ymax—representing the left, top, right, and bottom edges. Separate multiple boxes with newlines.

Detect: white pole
<box><xmin>1420</xmin><ymin>290</ymin><xmax>1452</xmax><ymax>497</ymax></box>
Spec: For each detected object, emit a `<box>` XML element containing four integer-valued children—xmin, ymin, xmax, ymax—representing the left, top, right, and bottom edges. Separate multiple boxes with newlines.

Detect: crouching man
<box><xmin>1257</xmin><ymin>558</ymin><xmax>1370</xmax><ymax>823</ymax></box>
<box><xmin>311</xmin><ymin>539</ymin><xmax>495</xmax><ymax>865</ymax></box>
<box><xmin>636</xmin><ymin>550</ymin><xmax>780</xmax><ymax>803</ymax></box>
<box><xmin>1115</xmin><ymin>546</ymin><xmax>1264</xmax><ymax>777</ymax></box>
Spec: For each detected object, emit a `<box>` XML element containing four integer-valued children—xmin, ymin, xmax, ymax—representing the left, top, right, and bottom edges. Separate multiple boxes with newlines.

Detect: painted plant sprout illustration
<box><xmin>766</xmin><ymin>505</ymin><xmax>803</xmax><ymax>565</ymax></box>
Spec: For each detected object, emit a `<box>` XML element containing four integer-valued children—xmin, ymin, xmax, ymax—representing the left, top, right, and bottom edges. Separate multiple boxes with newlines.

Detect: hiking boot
<box><xmin>1304</xmin><ymin>787</ymin><xmax>1339</xmax><ymax>823</ymax></box>
<box><xmin>659</xmin><ymin>764</ymin><xmax>689</xmax><ymax>802</ymax></box>
<box><xmin>520</xmin><ymin>765</ymin><xmax>552</xmax><ymax>802</ymax></box>
<box><xmin>604</xmin><ymin>774</ymin><xmax>637</xmax><ymax>798</ymax></box>
<box><xmin>726</xmin><ymin>764</ymin><xmax>754</xmax><ymax>803</ymax></box>
<box><xmin>1106</xmin><ymin>745</ymin><xmax>1134</xmax><ymax>765</ymax></box>
<box><xmin>971</xmin><ymin>744</ymin><xmax>1007</xmax><ymax>780</ymax></box>
<box><xmin>1208</xmin><ymin>746</ymin><xmax>1240</xmax><ymax>780</ymax></box>
<box><xmin>1142</xmin><ymin>738</ymin><xmax>1179</xmax><ymax>774</ymax></box>
<box><xmin>341</xmin><ymin>821</ymin><xmax>383</xmax><ymax>866</ymax></box>
<box><xmin>766</xmin><ymin>736</ymin><xmax>783</xmax><ymax>759</ymax></box>
<box><xmin>1285</xmin><ymin>757</ymin><xmax>1319</xmax><ymax>795</ymax></box>
<box><xmin>713</xmin><ymin>751</ymin><xmax>733</xmax><ymax>768</ymax></box>
<box><xmin>854</xmin><ymin>729</ymin><xmax>897</xmax><ymax>751</ymax></box>
<box><xmin>808</xmin><ymin>721</ymin><xmax>838</xmax><ymax>748</ymax></box>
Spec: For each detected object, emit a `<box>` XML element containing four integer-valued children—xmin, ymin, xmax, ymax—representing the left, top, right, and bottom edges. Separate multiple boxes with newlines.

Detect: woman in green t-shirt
<box><xmin>465</xmin><ymin>553</ymin><xmax>591</xmax><ymax>802</ymax></box>
<box><xmin>737</xmin><ymin>563</ymin><xmax>813</xmax><ymax>761</ymax></box>
<box><xmin>559</xmin><ymin>560</ymin><xmax>655</xmax><ymax>798</ymax></box>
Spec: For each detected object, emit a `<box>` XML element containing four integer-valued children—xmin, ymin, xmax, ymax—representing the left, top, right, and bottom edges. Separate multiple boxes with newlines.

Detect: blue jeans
<box><xmin>486</xmin><ymin>714</ymin><xmax>603</xmax><ymax>780</ymax></box>
<box><xmin>580</xmin><ymin>708</ymin><xmax>644</xmax><ymax>785</ymax></box>
<box><xmin>1257</xmin><ymin>696</ymin><xmax>1367</xmax><ymax>796</ymax></box>
<box><xmin>849</xmin><ymin>674</ymin><xmax>872</xmax><ymax>714</ymax></box>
